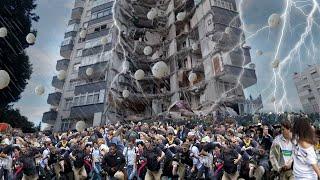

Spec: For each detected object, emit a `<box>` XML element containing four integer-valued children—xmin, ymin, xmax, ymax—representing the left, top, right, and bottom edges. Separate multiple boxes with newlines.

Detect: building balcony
<box><xmin>64</xmin><ymin>31</ymin><xmax>77</xmax><ymax>38</ymax></box>
<box><xmin>71</xmin><ymin>7</ymin><xmax>84</xmax><ymax>20</ymax></box>
<box><xmin>91</xmin><ymin>0</ymin><xmax>114</xmax><ymax>13</ymax></box>
<box><xmin>69</xmin><ymin>103</ymin><xmax>104</xmax><ymax>119</ymax></box>
<box><xmin>60</xmin><ymin>44</ymin><xmax>74</xmax><ymax>59</ymax></box>
<box><xmin>42</xmin><ymin>110</ymin><xmax>58</xmax><ymax>124</ymax></box>
<box><xmin>78</xmin><ymin>61</ymin><xmax>108</xmax><ymax>79</ymax></box>
<box><xmin>88</xmin><ymin>15</ymin><xmax>113</xmax><ymax>26</ymax></box>
<box><xmin>47</xmin><ymin>92</ymin><xmax>62</xmax><ymax>106</ymax></box>
<box><xmin>56</xmin><ymin>59</ymin><xmax>70</xmax><ymax>71</ymax></box>
<box><xmin>227</xmin><ymin>47</ymin><xmax>251</xmax><ymax>66</ymax></box>
<box><xmin>68</xmin><ymin>19</ymin><xmax>80</xmax><ymax>25</ymax></box>
<box><xmin>86</xmin><ymin>29</ymin><xmax>110</xmax><ymax>41</ymax></box>
<box><xmin>52</xmin><ymin>76</ymin><xmax>65</xmax><ymax>89</ymax></box>
<box><xmin>217</xmin><ymin>65</ymin><xmax>257</xmax><ymax>88</ymax></box>
<box><xmin>74</xmin><ymin>0</ymin><xmax>85</xmax><ymax>8</ymax></box>
<box><xmin>74</xmin><ymin>81</ymin><xmax>107</xmax><ymax>95</ymax></box>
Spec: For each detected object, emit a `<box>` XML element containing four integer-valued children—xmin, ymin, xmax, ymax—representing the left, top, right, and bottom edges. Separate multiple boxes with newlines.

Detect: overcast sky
<box><xmin>14</xmin><ymin>0</ymin><xmax>320</xmax><ymax>127</ymax></box>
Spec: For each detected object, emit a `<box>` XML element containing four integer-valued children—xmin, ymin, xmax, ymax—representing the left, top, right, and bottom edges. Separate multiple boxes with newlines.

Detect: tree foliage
<box><xmin>0</xmin><ymin>0</ymin><xmax>39</xmax><ymax>107</ymax></box>
<box><xmin>0</xmin><ymin>106</ymin><xmax>36</xmax><ymax>133</ymax></box>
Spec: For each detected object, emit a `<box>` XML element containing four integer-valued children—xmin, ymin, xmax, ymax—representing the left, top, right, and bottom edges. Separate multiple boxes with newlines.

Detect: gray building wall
<box><xmin>293</xmin><ymin>64</ymin><xmax>320</xmax><ymax>113</ymax></box>
<box><xmin>42</xmin><ymin>0</ymin><xmax>115</xmax><ymax>131</ymax></box>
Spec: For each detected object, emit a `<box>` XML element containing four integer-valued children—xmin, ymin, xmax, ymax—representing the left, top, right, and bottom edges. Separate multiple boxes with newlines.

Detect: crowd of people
<box><xmin>0</xmin><ymin>115</ymin><xmax>319</xmax><ymax>180</ymax></box>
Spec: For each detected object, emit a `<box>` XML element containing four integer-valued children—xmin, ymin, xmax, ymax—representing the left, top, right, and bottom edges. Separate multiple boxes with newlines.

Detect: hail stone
<box><xmin>26</xmin><ymin>33</ymin><xmax>36</xmax><ymax>44</ymax></box>
<box><xmin>79</xmin><ymin>30</ymin><xmax>87</xmax><ymax>38</ymax></box>
<box><xmin>144</xmin><ymin>46</ymin><xmax>153</xmax><ymax>56</ymax></box>
<box><xmin>122</xmin><ymin>89</ymin><xmax>130</xmax><ymax>98</ymax></box>
<box><xmin>86</xmin><ymin>67</ymin><xmax>93</xmax><ymax>76</ymax></box>
<box><xmin>57</xmin><ymin>70</ymin><xmax>67</xmax><ymax>80</ymax></box>
<box><xmin>0</xmin><ymin>70</ymin><xmax>10</xmax><ymax>90</ymax></box>
<box><xmin>101</xmin><ymin>36</ymin><xmax>109</xmax><ymax>45</ymax></box>
<box><xmin>152</xmin><ymin>61</ymin><xmax>169</xmax><ymax>78</ymax></box>
<box><xmin>225</xmin><ymin>27</ymin><xmax>232</xmax><ymax>34</ymax></box>
<box><xmin>147</xmin><ymin>8</ymin><xmax>158</xmax><ymax>20</ymax></box>
<box><xmin>0</xmin><ymin>27</ymin><xmax>8</xmax><ymax>38</ymax></box>
<box><xmin>268</xmin><ymin>13</ymin><xmax>281</xmax><ymax>28</ymax></box>
<box><xmin>134</xmin><ymin>69</ymin><xmax>145</xmax><ymax>80</ymax></box>
<box><xmin>76</xmin><ymin>121</ymin><xmax>86</xmax><ymax>132</ymax></box>
<box><xmin>176</xmin><ymin>12</ymin><xmax>186</xmax><ymax>21</ymax></box>
<box><xmin>35</xmin><ymin>85</ymin><xmax>45</xmax><ymax>96</ymax></box>
<box><xmin>272</xmin><ymin>59</ymin><xmax>280</xmax><ymax>68</ymax></box>
<box><xmin>188</xmin><ymin>72</ymin><xmax>197</xmax><ymax>83</ymax></box>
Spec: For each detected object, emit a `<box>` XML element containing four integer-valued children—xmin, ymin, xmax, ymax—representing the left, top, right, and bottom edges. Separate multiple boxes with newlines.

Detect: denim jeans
<box><xmin>126</xmin><ymin>165</ymin><xmax>134</xmax><ymax>180</ymax></box>
<box><xmin>93</xmin><ymin>162</ymin><xmax>102</xmax><ymax>180</ymax></box>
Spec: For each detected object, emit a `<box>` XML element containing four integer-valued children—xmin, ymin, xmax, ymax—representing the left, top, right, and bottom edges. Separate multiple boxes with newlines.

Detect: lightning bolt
<box><xmin>105</xmin><ymin>0</ymin><xmax>320</xmax><ymax>119</ymax></box>
<box><xmin>235</xmin><ymin>0</ymin><xmax>320</xmax><ymax>114</ymax></box>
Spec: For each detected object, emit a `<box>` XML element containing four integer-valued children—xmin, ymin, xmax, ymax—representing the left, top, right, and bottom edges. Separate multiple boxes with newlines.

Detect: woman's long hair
<box><xmin>293</xmin><ymin>117</ymin><xmax>317</xmax><ymax>145</ymax></box>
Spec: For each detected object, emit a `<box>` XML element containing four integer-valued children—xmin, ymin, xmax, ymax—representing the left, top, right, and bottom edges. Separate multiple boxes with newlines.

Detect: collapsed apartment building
<box><xmin>107</xmin><ymin>0</ymin><xmax>258</xmax><ymax>121</ymax></box>
<box><xmin>42</xmin><ymin>0</ymin><xmax>260</xmax><ymax>131</ymax></box>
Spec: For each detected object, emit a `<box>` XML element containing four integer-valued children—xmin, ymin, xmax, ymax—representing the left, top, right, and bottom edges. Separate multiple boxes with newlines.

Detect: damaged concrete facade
<box><xmin>107</xmin><ymin>0</ymin><xmax>258</xmax><ymax>121</ymax></box>
<box><xmin>42</xmin><ymin>0</ymin><xmax>259</xmax><ymax>131</ymax></box>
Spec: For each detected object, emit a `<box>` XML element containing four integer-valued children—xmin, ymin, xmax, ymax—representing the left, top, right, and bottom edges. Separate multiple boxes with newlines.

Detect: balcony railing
<box><xmin>60</xmin><ymin>38</ymin><xmax>74</xmax><ymax>58</ymax></box>
<box><xmin>47</xmin><ymin>92</ymin><xmax>62</xmax><ymax>106</ymax></box>
<box><xmin>56</xmin><ymin>59</ymin><xmax>69</xmax><ymax>71</ymax></box>
<box><xmin>71</xmin><ymin>7</ymin><xmax>84</xmax><ymax>20</ymax></box>
<box><xmin>74</xmin><ymin>81</ymin><xmax>107</xmax><ymax>95</ymax></box>
<box><xmin>52</xmin><ymin>76</ymin><xmax>65</xmax><ymax>90</ymax></box>
<box><xmin>217</xmin><ymin>65</ymin><xmax>257</xmax><ymax>88</ymax></box>
<box><xmin>69</xmin><ymin>103</ymin><xmax>104</xmax><ymax>119</ymax></box>
<box><xmin>78</xmin><ymin>61</ymin><xmax>108</xmax><ymax>79</ymax></box>
<box><xmin>42</xmin><ymin>110</ymin><xmax>58</xmax><ymax>124</ymax></box>
<box><xmin>91</xmin><ymin>0</ymin><xmax>114</xmax><ymax>9</ymax></box>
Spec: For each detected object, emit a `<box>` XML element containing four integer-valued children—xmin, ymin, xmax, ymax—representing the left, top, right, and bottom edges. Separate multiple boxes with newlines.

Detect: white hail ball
<box><xmin>176</xmin><ymin>12</ymin><xmax>186</xmax><ymax>21</ymax></box>
<box><xmin>272</xmin><ymin>59</ymin><xmax>280</xmax><ymax>68</ymax></box>
<box><xmin>57</xmin><ymin>70</ymin><xmax>67</xmax><ymax>80</ymax></box>
<box><xmin>86</xmin><ymin>67</ymin><xmax>94</xmax><ymax>76</ymax></box>
<box><xmin>26</xmin><ymin>33</ymin><xmax>36</xmax><ymax>44</ymax></box>
<box><xmin>0</xmin><ymin>70</ymin><xmax>10</xmax><ymax>90</ymax></box>
<box><xmin>225</xmin><ymin>27</ymin><xmax>232</xmax><ymax>34</ymax></box>
<box><xmin>256</xmin><ymin>50</ymin><xmax>263</xmax><ymax>56</ymax></box>
<box><xmin>191</xmin><ymin>43</ymin><xmax>199</xmax><ymax>51</ymax></box>
<box><xmin>0</xmin><ymin>27</ymin><xmax>8</xmax><ymax>38</ymax></box>
<box><xmin>143</xmin><ymin>46</ymin><xmax>153</xmax><ymax>56</ymax></box>
<box><xmin>79</xmin><ymin>30</ymin><xmax>87</xmax><ymax>39</ymax></box>
<box><xmin>152</xmin><ymin>61</ymin><xmax>169</xmax><ymax>78</ymax></box>
<box><xmin>76</xmin><ymin>121</ymin><xmax>86</xmax><ymax>132</ymax></box>
<box><xmin>147</xmin><ymin>8</ymin><xmax>157</xmax><ymax>20</ymax></box>
<box><xmin>122</xmin><ymin>89</ymin><xmax>130</xmax><ymax>98</ymax></box>
<box><xmin>35</xmin><ymin>85</ymin><xmax>45</xmax><ymax>96</ymax></box>
<box><xmin>268</xmin><ymin>13</ymin><xmax>281</xmax><ymax>28</ymax></box>
<box><xmin>101</xmin><ymin>36</ymin><xmax>109</xmax><ymax>45</ymax></box>
<box><xmin>134</xmin><ymin>69</ymin><xmax>145</xmax><ymax>80</ymax></box>
<box><xmin>188</xmin><ymin>72</ymin><xmax>197</xmax><ymax>83</ymax></box>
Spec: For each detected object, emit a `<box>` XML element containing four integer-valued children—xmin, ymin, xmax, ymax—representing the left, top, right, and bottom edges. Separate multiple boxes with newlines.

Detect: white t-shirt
<box><xmin>190</xmin><ymin>144</ymin><xmax>202</xmax><ymax>169</ymax></box>
<box><xmin>293</xmin><ymin>144</ymin><xmax>318</xmax><ymax>179</ymax></box>
<box><xmin>274</xmin><ymin>135</ymin><xmax>293</xmax><ymax>165</ymax></box>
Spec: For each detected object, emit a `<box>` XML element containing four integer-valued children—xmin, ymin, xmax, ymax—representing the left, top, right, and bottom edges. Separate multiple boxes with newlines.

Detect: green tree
<box><xmin>0</xmin><ymin>0</ymin><xmax>39</xmax><ymax>107</ymax></box>
<box><xmin>0</xmin><ymin>106</ymin><xmax>36</xmax><ymax>133</ymax></box>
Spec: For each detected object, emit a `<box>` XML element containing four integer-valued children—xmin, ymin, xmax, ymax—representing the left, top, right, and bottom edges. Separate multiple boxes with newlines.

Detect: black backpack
<box><xmin>73</xmin><ymin>151</ymin><xmax>85</xmax><ymax>169</ymax></box>
<box><xmin>146</xmin><ymin>150</ymin><xmax>161</xmax><ymax>171</ymax></box>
